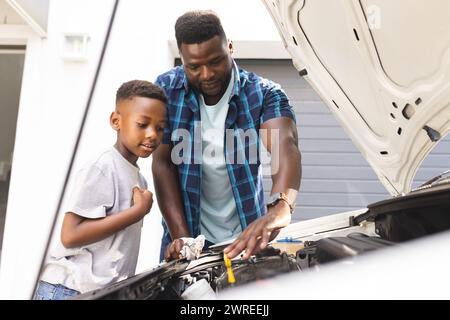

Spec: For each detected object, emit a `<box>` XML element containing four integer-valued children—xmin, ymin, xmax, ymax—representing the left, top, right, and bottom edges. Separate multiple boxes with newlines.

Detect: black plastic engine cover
<box><xmin>296</xmin><ymin>233</ymin><xmax>394</xmax><ymax>267</ymax></box>
<box><xmin>355</xmin><ymin>182</ymin><xmax>450</xmax><ymax>242</ymax></box>
<box><xmin>215</xmin><ymin>249</ymin><xmax>299</xmax><ymax>291</ymax></box>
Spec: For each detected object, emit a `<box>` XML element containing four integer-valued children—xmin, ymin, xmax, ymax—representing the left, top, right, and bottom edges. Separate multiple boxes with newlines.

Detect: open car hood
<box><xmin>262</xmin><ymin>0</ymin><xmax>450</xmax><ymax>195</ymax></box>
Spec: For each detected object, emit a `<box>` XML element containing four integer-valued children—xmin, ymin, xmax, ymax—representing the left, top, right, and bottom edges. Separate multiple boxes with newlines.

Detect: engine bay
<box><xmin>72</xmin><ymin>180</ymin><xmax>450</xmax><ymax>300</ymax></box>
<box><xmin>73</xmin><ymin>233</ymin><xmax>395</xmax><ymax>300</ymax></box>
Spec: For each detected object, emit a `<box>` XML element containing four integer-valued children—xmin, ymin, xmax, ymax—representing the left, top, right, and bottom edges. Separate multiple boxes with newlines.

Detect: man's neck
<box><xmin>203</xmin><ymin>70</ymin><xmax>234</xmax><ymax>106</ymax></box>
<box><xmin>204</xmin><ymin>94</ymin><xmax>222</xmax><ymax>106</ymax></box>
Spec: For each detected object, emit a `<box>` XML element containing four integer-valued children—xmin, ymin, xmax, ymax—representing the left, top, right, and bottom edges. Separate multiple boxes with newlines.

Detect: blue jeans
<box><xmin>33</xmin><ymin>280</ymin><xmax>80</xmax><ymax>300</ymax></box>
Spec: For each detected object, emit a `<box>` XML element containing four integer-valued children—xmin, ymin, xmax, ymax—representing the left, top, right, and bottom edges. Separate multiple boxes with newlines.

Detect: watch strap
<box><xmin>268</xmin><ymin>192</ymin><xmax>295</xmax><ymax>214</ymax></box>
<box><xmin>279</xmin><ymin>192</ymin><xmax>295</xmax><ymax>214</ymax></box>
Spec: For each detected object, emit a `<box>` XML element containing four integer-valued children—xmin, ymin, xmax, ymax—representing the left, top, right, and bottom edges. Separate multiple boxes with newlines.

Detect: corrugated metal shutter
<box><xmin>237</xmin><ymin>59</ymin><xmax>390</xmax><ymax>222</ymax></box>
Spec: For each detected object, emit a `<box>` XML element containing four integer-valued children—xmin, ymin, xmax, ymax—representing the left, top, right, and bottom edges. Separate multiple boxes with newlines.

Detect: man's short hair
<box><xmin>116</xmin><ymin>80</ymin><xmax>167</xmax><ymax>105</ymax></box>
<box><xmin>175</xmin><ymin>10</ymin><xmax>226</xmax><ymax>49</ymax></box>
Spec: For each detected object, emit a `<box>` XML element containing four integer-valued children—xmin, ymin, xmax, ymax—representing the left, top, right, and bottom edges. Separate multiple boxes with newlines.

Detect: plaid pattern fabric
<box><xmin>155</xmin><ymin>61</ymin><xmax>295</xmax><ymax>245</ymax></box>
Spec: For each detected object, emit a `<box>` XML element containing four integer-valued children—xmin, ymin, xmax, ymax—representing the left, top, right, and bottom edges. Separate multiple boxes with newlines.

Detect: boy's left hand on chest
<box><xmin>132</xmin><ymin>187</ymin><xmax>153</xmax><ymax>216</ymax></box>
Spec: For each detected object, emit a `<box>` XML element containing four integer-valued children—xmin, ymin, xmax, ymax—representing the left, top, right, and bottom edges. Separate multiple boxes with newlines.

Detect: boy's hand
<box><xmin>132</xmin><ymin>187</ymin><xmax>153</xmax><ymax>217</ymax></box>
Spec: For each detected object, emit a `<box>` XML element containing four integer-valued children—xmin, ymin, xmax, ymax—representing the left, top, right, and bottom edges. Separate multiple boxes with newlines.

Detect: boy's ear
<box><xmin>110</xmin><ymin>111</ymin><xmax>120</xmax><ymax>131</ymax></box>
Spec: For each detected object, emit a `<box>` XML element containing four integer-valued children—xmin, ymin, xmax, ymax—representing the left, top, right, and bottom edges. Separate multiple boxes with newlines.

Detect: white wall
<box><xmin>0</xmin><ymin>53</ymin><xmax>23</xmax><ymax>178</ymax></box>
<box><xmin>0</xmin><ymin>0</ymin><xmax>281</xmax><ymax>299</ymax></box>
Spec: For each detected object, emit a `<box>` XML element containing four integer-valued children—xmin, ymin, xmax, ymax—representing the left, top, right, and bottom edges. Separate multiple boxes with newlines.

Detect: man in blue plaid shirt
<box><xmin>153</xmin><ymin>10</ymin><xmax>302</xmax><ymax>261</ymax></box>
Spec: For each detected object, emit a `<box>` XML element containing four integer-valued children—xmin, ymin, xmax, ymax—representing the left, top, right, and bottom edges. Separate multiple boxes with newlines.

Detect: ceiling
<box><xmin>0</xmin><ymin>0</ymin><xmax>25</xmax><ymax>25</ymax></box>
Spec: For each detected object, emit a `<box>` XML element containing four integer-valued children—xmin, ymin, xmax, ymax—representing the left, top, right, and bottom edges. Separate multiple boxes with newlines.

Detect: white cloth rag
<box><xmin>179</xmin><ymin>235</ymin><xmax>206</xmax><ymax>260</ymax></box>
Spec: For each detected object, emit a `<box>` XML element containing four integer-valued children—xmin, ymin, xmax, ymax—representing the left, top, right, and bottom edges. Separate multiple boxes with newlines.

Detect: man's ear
<box><xmin>110</xmin><ymin>111</ymin><xmax>120</xmax><ymax>131</ymax></box>
<box><xmin>227</xmin><ymin>39</ymin><xmax>234</xmax><ymax>55</ymax></box>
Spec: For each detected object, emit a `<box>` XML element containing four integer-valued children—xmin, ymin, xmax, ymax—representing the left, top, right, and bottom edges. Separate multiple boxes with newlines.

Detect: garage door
<box><xmin>238</xmin><ymin>59</ymin><xmax>450</xmax><ymax>222</ymax></box>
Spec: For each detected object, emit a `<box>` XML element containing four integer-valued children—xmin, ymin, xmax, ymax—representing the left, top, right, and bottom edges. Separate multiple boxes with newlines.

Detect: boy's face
<box><xmin>110</xmin><ymin>96</ymin><xmax>166</xmax><ymax>164</ymax></box>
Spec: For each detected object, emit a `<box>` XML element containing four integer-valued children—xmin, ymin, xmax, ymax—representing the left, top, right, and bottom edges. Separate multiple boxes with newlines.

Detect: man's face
<box><xmin>111</xmin><ymin>96</ymin><xmax>166</xmax><ymax>163</ymax></box>
<box><xmin>180</xmin><ymin>35</ymin><xmax>233</xmax><ymax>105</ymax></box>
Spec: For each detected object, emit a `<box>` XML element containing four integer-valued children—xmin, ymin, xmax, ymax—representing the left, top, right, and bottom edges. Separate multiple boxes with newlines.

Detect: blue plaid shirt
<box><xmin>155</xmin><ymin>61</ymin><xmax>295</xmax><ymax>246</ymax></box>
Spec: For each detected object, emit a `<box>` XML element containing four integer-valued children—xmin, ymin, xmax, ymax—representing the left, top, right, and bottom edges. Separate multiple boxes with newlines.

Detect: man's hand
<box><xmin>164</xmin><ymin>238</ymin><xmax>185</xmax><ymax>261</ymax></box>
<box><xmin>224</xmin><ymin>200</ymin><xmax>292</xmax><ymax>259</ymax></box>
<box><xmin>132</xmin><ymin>187</ymin><xmax>153</xmax><ymax>218</ymax></box>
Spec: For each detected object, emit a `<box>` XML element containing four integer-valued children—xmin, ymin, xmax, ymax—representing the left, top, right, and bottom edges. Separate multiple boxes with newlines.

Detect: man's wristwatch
<box><xmin>267</xmin><ymin>192</ymin><xmax>295</xmax><ymax>214</ymax></box>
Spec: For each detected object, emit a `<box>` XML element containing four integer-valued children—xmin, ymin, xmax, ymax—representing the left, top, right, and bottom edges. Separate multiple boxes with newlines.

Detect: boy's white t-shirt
<box><xmin>40</xmin><ymin>147</ymin><xmax>147</xmax><ymax>293</ymax></box>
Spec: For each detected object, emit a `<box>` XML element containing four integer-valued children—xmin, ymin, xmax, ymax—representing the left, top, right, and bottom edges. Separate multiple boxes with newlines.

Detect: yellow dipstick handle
<box><xmin>224</xmin><ymin>253</ymin><xmax>236</xmax><ymax>284</ymax></box>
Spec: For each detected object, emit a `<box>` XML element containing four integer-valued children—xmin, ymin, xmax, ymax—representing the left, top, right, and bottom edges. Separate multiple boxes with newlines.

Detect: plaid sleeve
<box><xmin>261</xmin><ymin>82</ymin><xmax>296</xmax><ymax>124</ymax></box>
<box><xmin>161</xmin><ymin>124</ymin><xmax>171</xmax><ymax>145</ymax></box>
<box><xmin>155</xmin><ymin>75</ymin><xmax>171</xmax><ymax>145</ymax></box>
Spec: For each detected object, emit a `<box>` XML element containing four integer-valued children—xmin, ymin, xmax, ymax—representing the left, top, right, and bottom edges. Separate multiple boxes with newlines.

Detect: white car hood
<box><xmin>263</xmin><ymin>0</ymin><xmax>450</xmax><ymax>195</ymax></box>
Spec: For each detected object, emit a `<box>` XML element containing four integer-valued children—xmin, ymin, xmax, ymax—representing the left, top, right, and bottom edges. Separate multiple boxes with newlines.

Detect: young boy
<box><xmin>34</xmin><ymin>80</ymin><xmax>167</xmax><ymax>300</ymax></box>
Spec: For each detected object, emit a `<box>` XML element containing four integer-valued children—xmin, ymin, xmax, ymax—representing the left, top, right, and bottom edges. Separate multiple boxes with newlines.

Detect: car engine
<box><xmin>73</xmin><ymin>232</ymin><xmax>394</xmax><ymax>300</ymax></box>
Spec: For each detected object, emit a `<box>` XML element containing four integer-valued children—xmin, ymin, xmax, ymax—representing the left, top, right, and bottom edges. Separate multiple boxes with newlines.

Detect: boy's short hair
<box><xmin>175</xmin><ymin>10</ymin><xmax>226</xmax><ymax>49</ymax></box>
<box><xmin>116</xmin><ymin>80</ymin><xmax>167</xmax><ymax>105</ymax></box>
